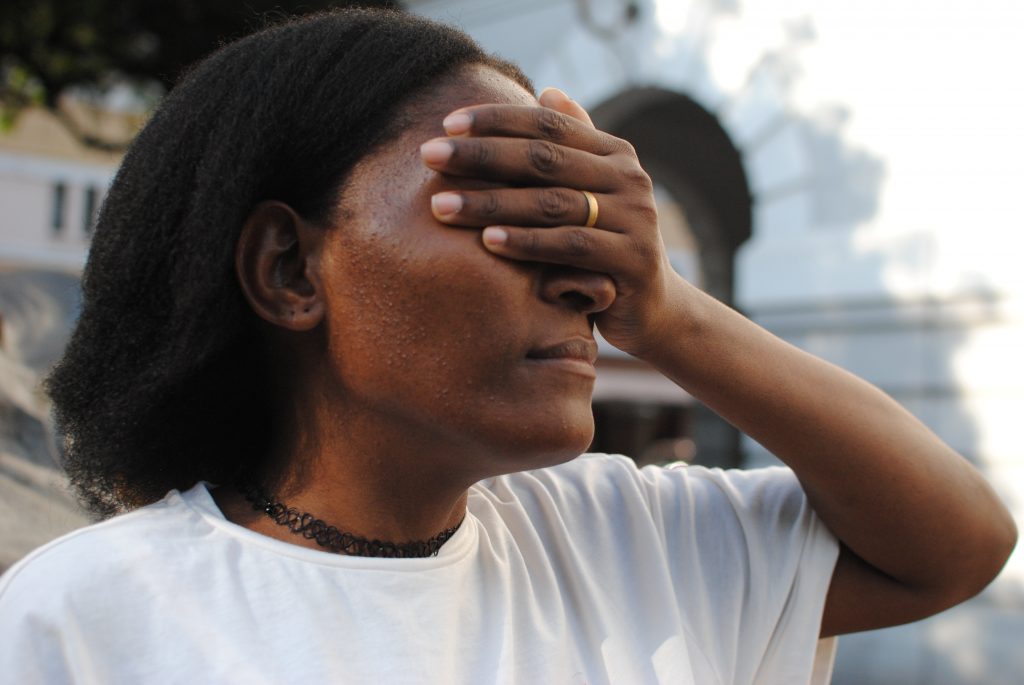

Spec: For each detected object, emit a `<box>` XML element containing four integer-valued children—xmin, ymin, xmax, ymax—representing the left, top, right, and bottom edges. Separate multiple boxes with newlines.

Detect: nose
<box><xmin>539</xmin><ymin>266</ymin><xmax>616</xmax><ymax>314</ymax></box>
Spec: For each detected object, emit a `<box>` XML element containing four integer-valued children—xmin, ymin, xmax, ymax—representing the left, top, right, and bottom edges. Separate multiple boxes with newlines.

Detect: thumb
<box><xmin>539</xmin><ymin>87</ymin><xmax>595</xmax><ymax>128</ymax></box>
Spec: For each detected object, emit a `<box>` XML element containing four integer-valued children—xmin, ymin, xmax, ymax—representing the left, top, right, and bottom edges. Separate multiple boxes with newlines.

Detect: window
<box><xmin>83</xmin><ymin>186</ymin><xmax>99</xmax><ymax>235</ymax></box>
<box><xmin>51</xmin><ymin>182</ymin><xmax>67</xmax><ymax>235</ymax></box>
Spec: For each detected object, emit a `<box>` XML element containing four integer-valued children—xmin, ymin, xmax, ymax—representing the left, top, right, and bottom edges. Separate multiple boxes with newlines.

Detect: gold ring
<box><xmin>582</xmin><ymin>190</ymin><xmax>599</xmax><ymax>228</ymax></box>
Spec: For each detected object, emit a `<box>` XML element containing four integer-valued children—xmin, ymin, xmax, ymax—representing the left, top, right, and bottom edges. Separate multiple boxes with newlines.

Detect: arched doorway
<box><xmin>588</xmin><ymin>88</ymin><xmax>752</xmax><ymax>469</ymax></box>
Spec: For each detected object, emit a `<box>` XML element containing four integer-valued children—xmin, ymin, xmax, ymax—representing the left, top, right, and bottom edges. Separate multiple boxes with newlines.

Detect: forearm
<box><xmin>642</xmin><ymin>276</ymin><xmax>1017</xmax><ymax>600</ymax></box>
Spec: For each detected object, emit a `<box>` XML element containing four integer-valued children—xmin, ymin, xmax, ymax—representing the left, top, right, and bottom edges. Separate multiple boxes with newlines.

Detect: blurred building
<box><xmin>0</xmin><ymin>100</ymin><xmax>131</xmax><ymax>270</ymax></box>
<box><xmin>407</xmin><ymin>0</ymin><xmax>1024</xmax><ymax>682</ymax></box>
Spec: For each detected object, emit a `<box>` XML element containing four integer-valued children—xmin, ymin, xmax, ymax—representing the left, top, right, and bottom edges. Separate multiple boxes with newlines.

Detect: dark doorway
<box><xmin>589</xmin><ymin>89</ymin><xmax>752</xmax><ymax>469</ymax></box>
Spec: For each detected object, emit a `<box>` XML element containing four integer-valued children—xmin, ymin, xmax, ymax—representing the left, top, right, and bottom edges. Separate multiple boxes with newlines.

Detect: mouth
<box><xmin>525</xmin><ymin>338</ymin><xmax>599</xmax><ymax>378</ymax></box>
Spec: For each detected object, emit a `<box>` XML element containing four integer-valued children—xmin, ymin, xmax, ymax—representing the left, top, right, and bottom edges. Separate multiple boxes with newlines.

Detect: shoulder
<box><xmin>489</xmin><ymin>452</ymin><xmax>651</xmax><ymax>491</ymax></box>
<box><xmin>469</xmin><ymin>453</ymin><xmax>809</xmax><ymax>537</ymax></box>
<box><xmin>0</xmin><ymin>485</ymin><xmax>205</xmax><ymax>616</ymax></box>
<box><xmin>470</xmin><ymin>455</ymin><xmax>824</xmax><ymax>558</ymax></box>
<box><xmin>475</xmin><ymin>452</ymin><xmax>803</xmax><ymax>513</ymax></box>
<box><xmin>472</xmin><ymin>453</ymin><xmax>650</xmax><ymax>510</ymax></box>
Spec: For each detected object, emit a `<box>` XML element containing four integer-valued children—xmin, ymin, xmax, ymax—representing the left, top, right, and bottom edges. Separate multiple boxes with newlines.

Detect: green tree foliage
<box><xmin>0</xmin><ymin>0</ymin><xmax>398</xmax><ymax>138</ymax></box>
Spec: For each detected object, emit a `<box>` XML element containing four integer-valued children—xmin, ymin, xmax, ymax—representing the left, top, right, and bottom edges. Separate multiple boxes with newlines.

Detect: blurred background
<box><xmin>1</xmin><ymin>0</ymin><xmax>1022</xmax><ymax>682</ymax></box>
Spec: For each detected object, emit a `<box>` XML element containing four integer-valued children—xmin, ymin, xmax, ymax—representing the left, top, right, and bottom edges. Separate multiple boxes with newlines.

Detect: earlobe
<box><xmin>235</xmin><ymin>201</ymin><xmax>325</xmax><ymax>331</ymax></box>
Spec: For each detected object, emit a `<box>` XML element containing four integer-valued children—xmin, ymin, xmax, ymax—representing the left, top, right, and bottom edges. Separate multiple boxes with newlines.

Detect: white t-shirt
<box><xmin>0</xmin><ymin>454</ymin><xmax>839</xmax><ymax>684</ymax></box>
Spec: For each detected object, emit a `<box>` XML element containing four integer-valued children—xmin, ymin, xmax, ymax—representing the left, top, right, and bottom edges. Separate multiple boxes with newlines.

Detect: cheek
<box><xmin>320</xmin><ymin>234</ymin><xmax>595</xmax><ymax>463</ymax></box>
<box><xmin>322</xmin><ymin>235</ymin><xmax>525</xmax><ymax>398</ymax></box>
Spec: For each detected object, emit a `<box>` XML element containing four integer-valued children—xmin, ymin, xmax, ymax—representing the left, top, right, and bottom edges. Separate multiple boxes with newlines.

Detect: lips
<box><xmin>526</xmin><ymin>338</ymin><xmax>599</xmax><ymax>365</ymax></box>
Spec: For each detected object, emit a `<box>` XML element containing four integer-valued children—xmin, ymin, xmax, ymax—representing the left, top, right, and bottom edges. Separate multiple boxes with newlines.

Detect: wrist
<box><xmin>626</xmin><ymin>272</ymin><xmax>709</xmax><ymax>363</ymax></box>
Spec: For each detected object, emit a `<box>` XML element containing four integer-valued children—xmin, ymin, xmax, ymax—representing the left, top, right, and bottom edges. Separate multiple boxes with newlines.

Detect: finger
<box><xmin>480</xmin><ymin>225</ymin><xmax>632</xmax><ymax>275</ymax></box>
<box><xmin>442</xmin><ymin>104</ymin><xmax>626</xmax><ymax>157</ymax></box>
<box><xmin>538</xmin><ymin>87</ymin><xmax>595</xmax><ymax>128</ymax></box>
<box><xmin>420</xmin><ymin>136</ymin><xmax>617</xmax><ymax>191</ymax></box>
<box><xmin>431</xmin><ymin>188</ymin><xmax>616</xmax><ymax>230</ymax></box>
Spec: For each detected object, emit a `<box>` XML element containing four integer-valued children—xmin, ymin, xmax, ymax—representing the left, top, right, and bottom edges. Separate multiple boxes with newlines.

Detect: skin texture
<box><xmin>216</xmin><ymin>63</ymin><xmax>1017</xmax><ymax>638</ymax></box>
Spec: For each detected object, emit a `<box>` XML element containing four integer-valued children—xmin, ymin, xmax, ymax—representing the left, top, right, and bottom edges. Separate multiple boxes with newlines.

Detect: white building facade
<box><xmin>408</xmin><ymin>0</ymin><xmax>1024</xmax><ymax>682</ymax></box>
<box><xmin>0</xmin><ymin>108</ymin><xmax>119</xmax><ymax>271</ymax></box>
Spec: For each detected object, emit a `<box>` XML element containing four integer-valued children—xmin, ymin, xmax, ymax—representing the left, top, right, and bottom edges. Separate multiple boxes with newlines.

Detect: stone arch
<box><xmin>590</xmin><ymin>87</ymin><xmax>753</xmax><ymax>468</ymax></box>
<box><xmin>593</xmin><ymin>86</ymin><xmax>752</xmax><ymax>302</ymax></box>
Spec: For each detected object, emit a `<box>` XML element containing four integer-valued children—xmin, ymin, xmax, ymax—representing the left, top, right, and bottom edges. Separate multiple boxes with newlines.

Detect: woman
<box><xmin>0</xmin><ymin>8</ymin><xmax>1015</xmax><ymax>684</ymax></box>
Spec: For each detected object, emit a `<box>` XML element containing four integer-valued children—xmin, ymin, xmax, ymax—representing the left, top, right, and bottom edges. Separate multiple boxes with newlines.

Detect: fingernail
<box><xmin>482</xmin><ymin>227</ymin><xmax>508</xmax><ymax>247</ymax></box>
<box><xmin>443</xmin><ymin>112</ymin><xmax>472</xmax><ymax>135</ymax></box>
<box><xmin>539</xmin><ymin>87</ymin><xmax>570</xmax><ymax>106</ymax></box>
<box><xmin>420</xmin><ymin>140</ymin><xmax>453</xmax><ymax>164</ymax></box>
<box><xmin>431</xmin><ymin>192</ymin><xmax>462</xmax><ymax>217</ymax></box>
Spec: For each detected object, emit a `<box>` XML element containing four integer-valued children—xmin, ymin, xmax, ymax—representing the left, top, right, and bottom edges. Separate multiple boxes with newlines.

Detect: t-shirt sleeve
<box><xmin>635</xmin><ymin>460</ymin><xmax>839</xmax><ymax>685</ymax></box>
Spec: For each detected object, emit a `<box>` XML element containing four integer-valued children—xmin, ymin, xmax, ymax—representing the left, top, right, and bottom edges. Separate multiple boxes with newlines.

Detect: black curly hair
<box><xmin>45</xmin><ymin>8</ymin><xmax>532</xmax><ymax>518</ymax></box>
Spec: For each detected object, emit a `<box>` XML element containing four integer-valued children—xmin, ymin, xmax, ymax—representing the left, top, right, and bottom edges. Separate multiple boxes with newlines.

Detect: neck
<box><xmin>214</xmin><ymin>396</ymin><xmax>478</xmax><ymax>552</ymax></box>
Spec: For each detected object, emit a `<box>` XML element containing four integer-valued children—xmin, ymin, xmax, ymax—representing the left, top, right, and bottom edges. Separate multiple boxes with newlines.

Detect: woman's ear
<box><xmin>235</xmin><ymin>201</ymin><xmax>325</xmax><ymax>331</ymax></box>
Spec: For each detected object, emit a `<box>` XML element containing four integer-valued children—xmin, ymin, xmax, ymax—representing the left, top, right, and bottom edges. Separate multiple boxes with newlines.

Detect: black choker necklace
<box><xmin>238</xmin><ymin>483</ymin><xmax>463</xmax><ymax>558</ymax></box>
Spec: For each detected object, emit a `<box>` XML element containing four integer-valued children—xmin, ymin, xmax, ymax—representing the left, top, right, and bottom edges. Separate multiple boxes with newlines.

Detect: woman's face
<box><xmin>314</xmin><ymin>64</ymin><xmax>611</xmax><ymax>478</ymax></box>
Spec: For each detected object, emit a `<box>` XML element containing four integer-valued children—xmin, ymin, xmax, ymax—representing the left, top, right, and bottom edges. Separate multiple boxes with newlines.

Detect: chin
<box><xmin>458</xmin><ymin>398</ymin><xmax>596</xmax><ymax>477</ymax></box>
<box><xmin>500</xmin><ymin>411</ymin><xmax>595</xmax><ymax>473</ymax></box>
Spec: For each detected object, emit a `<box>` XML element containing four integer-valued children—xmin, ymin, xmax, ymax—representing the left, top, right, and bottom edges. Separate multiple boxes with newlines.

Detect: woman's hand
<box><xmin>420</xmin><ymin>88</ymin><xmax>681</xmax><ymax>358</ymax></box>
